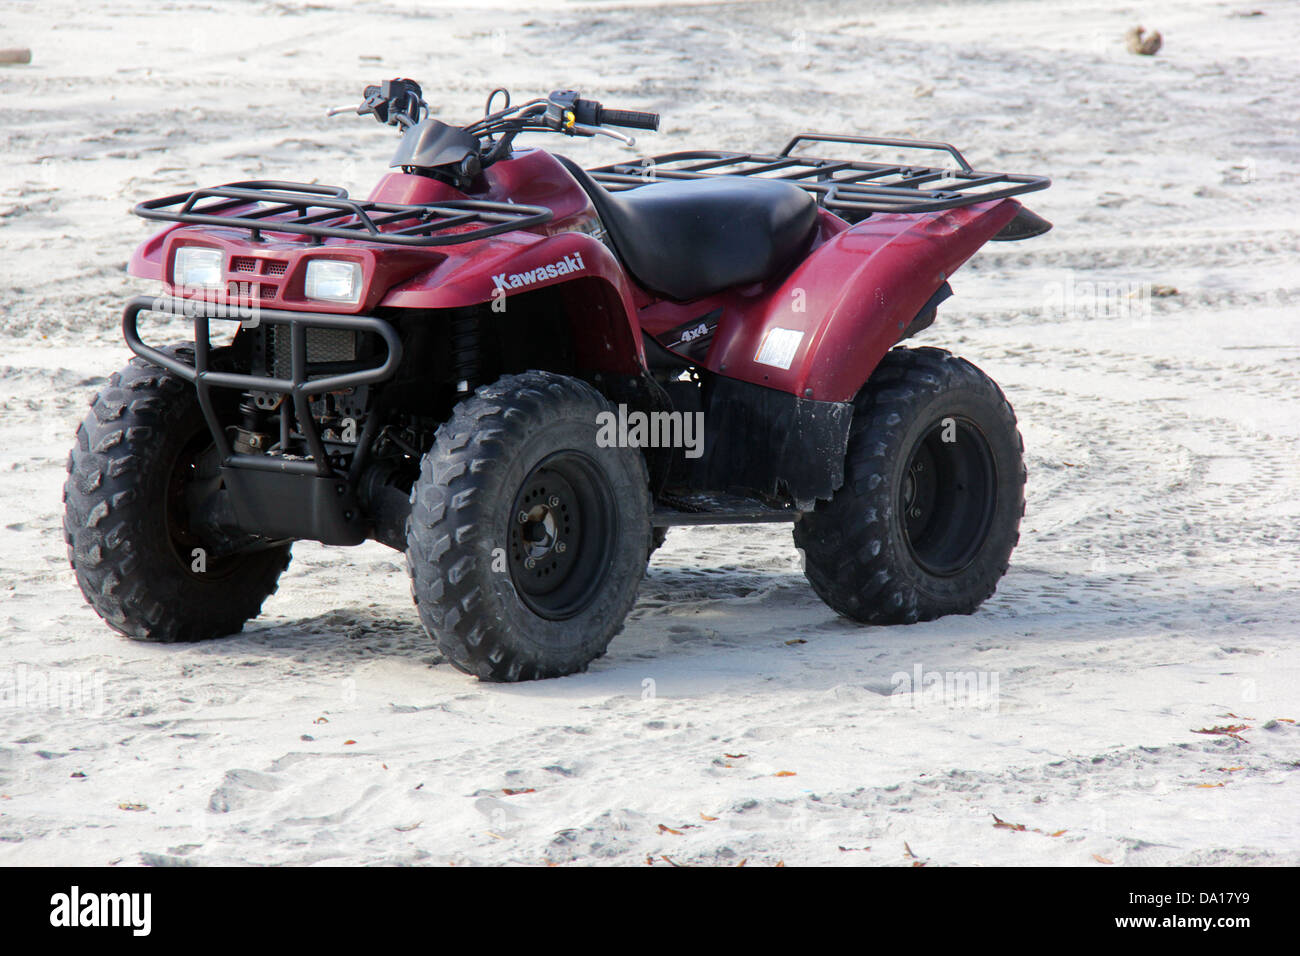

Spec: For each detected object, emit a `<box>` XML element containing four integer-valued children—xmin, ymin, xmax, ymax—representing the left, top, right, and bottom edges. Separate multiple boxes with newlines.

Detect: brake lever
<box><xmin>327</xmin><ymin>105</ymin><xmax>357</xmax><ymax>117</ymax></box>
<box><xmin>570</xmin><ymin>122</ymin><xmax>637</xmax><ymax>148</ymax></box>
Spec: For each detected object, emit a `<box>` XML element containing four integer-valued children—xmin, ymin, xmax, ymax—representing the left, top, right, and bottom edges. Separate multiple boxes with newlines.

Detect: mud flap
<box><xmin>991</xmin><ymin>206</ymin><xmax>1052</xmax><ymax>241</ymax></box>
<box><xmin>693</xmin><ymin>377</ymin><xmax>853</xmax><ymax>509</ymax></box>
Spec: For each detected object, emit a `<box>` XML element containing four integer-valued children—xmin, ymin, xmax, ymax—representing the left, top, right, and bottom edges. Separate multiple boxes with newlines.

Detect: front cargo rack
<box><xmin>134</xmin><ymin>180</ymin><xmax>553</xmax><ymax>246</ymax></box>
<box><xmin>586</xmin><ymin>133</ymin><xmax>1050</xmax><ymax>221</ymax></box>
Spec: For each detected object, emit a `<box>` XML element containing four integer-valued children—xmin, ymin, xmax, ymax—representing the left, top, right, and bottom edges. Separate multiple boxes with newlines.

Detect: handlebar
<box><xmin>332</xmin><ymin>80</ymin><xmax>659</xmax><ymax>176</ymax></box>
<box><xmin>549</xmin><ymin>91</ymin><xmax>659</xmax><ymax>134</ymax></box>
<box><xmin>594</xmin><ymin>107</ymin><xmax>659</xmax><ymax>131</ymax></box>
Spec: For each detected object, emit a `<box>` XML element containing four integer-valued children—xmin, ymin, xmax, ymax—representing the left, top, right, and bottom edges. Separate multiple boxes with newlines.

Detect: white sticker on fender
<box><xmin>754</xmin><ymin>327</ymin><xmax>804</xmax><ymax>370</ymax></box>
<box><xmin>491</xmin><ymin>252</ymin><xmax>585</xmax><ymax>292</ymax></box>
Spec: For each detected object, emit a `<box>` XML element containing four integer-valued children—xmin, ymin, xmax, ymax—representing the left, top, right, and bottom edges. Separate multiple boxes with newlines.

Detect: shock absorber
<box><xmin>449</xmin><ymin>309</ymin><xmax>480</xmax><ymax>396</ymax></box>
<box><xmin>233</xmin><ymin>395</ymin><xmax>272</xmax><ymax>455</ymax></box>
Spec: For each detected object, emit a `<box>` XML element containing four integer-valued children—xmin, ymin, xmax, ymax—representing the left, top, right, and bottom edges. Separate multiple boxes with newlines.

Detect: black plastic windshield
<box><xmin>389</xmin><ymin>119</ymin><xmax>481</xmax><ymax>170</ymax></box>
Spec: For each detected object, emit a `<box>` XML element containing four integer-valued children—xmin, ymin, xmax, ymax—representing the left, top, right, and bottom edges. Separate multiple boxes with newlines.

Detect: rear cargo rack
<box><xmin>134</xmin><ymin>180</ymin><xmax>553</xmax><ymax>246</ymax></box>
<box><xmin>586</xmin><ymin>133</ymin><xmax>1049</xmax><ymax>220</ymax></box>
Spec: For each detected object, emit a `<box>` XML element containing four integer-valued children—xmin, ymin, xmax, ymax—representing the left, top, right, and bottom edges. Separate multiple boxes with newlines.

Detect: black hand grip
<box><xmin>597</xmin><ymin>107</ymin><xmax>659</xmax><ymax>131</ymax></box>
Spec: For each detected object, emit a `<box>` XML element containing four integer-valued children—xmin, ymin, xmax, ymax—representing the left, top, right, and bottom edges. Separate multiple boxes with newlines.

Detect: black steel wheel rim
<box><xmin>899</xmin><ymin>417</ymin><xmax>997</xmax><ymax>577</ymax></box>
<box><xmin>164</xmin><ymin>429</ymin><xmax>243</xmax><ymax>581</ymax></box>
<box><xmin>507</xmin><ymin>451</ymin><xmax>617</xmax><ymax>620</ymax></box>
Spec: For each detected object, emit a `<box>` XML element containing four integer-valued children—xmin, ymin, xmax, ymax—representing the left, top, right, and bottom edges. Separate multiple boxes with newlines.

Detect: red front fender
<box><xmin>709</xmin><ymin>198</ymin><xmax>1021</xmax><ymax>403</ymax></box>
<box><xmin>380</xmin><ymin>230</ymin><xmax>647</xmax><ymax>374</ymax></box>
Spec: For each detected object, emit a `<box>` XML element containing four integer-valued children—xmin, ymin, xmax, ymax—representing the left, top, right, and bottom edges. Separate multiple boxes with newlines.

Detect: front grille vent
<box><xmin>267</xmin><ymin>326</ymin><xmax>357</xmax><ymax>379</ymax></box>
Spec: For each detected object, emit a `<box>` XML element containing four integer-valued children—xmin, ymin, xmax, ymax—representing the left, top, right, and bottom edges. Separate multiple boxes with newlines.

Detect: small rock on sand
<box><xmin>1125</xmin><ymin>26</ymin><xmax>1163</xmax><ymax>56</ymax></box>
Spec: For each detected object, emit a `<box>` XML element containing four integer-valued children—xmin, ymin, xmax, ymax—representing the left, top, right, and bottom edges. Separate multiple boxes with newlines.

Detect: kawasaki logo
<box><xmin>492</xmin><ymin>252</ymin><xmax>585</xmax><ymax>292</ymax></box>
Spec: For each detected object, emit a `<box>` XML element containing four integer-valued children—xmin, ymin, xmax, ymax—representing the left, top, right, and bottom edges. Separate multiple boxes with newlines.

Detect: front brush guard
<box><xmin>122</xmin><ymin>294</ymin><xmax>404</xmax><ymax>545</ymax></box>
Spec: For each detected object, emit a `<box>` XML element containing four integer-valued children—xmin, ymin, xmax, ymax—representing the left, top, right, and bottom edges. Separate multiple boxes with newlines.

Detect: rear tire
<box><xmin>63</xmin><ymin>347</ymin><xmax>292</xmax><ymax>642</ymax></box>
<box><xmin>406</xmin><ymin>371</ymin><xmax>651</xmax><ymax>681</ymax></box>
<box><xmin>794</xmin><ymin>347</ymin><xmax>1025</xmax><ymax>624</ymax></box>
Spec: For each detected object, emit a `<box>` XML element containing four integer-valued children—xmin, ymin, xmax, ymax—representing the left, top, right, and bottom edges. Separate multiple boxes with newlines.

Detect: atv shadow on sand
<box><xmin>162</xmin><ymin>559</ymin><xmax>1300</xmax><ymax>700</ymax></box>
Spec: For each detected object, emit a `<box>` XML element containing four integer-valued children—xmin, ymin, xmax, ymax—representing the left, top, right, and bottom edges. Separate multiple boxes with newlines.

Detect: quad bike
<box><xmin>63</xmin><ymin>79</ymin><xmax>1051</xmax><ymax>681</ymax></box>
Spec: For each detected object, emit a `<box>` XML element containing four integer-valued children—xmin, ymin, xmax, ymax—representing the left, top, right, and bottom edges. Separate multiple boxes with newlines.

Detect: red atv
<box><xmin>64</xmin><ymin>80</ymin><xmax>1051</xmax><ymax>681</ymax></box>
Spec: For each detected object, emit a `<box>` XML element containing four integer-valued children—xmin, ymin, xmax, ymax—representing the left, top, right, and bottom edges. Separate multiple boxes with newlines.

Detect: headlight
<box><xmin>305</xmin><ymin>260</ymin><xmax>362</xmax><ymax>304</ymax></box>
<box><xmin>172</xmin><ymin>246</ymin><xmax>223</xmax><ymax>288</ymax></box>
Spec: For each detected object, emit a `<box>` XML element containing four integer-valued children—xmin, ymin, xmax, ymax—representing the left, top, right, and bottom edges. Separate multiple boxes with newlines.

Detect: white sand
<box><xmin>1</xmin><ymin>0</ymin><xmax>1297</xmax><ymax>866</ymax></box>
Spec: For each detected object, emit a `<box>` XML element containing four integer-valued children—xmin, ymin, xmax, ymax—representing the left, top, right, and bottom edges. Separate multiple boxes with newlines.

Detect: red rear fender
<box><xmin>707</xmin><ymin>198</ymin><xmax>1021</xmax><ymax>403</ymax></box>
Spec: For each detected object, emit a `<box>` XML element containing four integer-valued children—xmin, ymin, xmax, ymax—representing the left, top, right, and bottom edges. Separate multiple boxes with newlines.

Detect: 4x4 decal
<box><xmin>658</xmin><ymin>308</ymin><xmax>721</xmax><ymax>360</ymax></box>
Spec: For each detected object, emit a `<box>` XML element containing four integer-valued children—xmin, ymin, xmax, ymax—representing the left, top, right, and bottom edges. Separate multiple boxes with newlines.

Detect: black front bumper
<box><xmin>123</xmin><ymin>294</ymin><xmax>404</xmax><ymax>544</ymax></box>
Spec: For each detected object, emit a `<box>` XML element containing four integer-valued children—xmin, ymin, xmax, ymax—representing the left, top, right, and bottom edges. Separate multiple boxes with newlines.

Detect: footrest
<box><xmin>651</xmin><ymin>491</ymin><xmax>802</xmax><ymax>527</ymax></box>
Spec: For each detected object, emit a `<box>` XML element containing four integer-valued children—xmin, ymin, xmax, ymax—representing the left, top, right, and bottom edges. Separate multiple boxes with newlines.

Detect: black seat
<box><xmin>557</xmin><ymin>156</ymin><xmax>818</xmax><ymax>302</ymax></box>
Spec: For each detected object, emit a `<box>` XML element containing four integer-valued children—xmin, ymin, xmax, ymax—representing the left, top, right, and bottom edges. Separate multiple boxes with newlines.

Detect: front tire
<box><xmin>795</xmin><ymin>347</ymin><xmax>1025</xmax><ymax>624</ymax></box>
<box><xmin>406</xmin><ymin>371</ymin><xmax>651</xmax><ymax>681</ymax></box>
<box><xmin>63</xmin><ymin>347</ymin><xmax>292</xmax><ymax>642</ymax></box>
